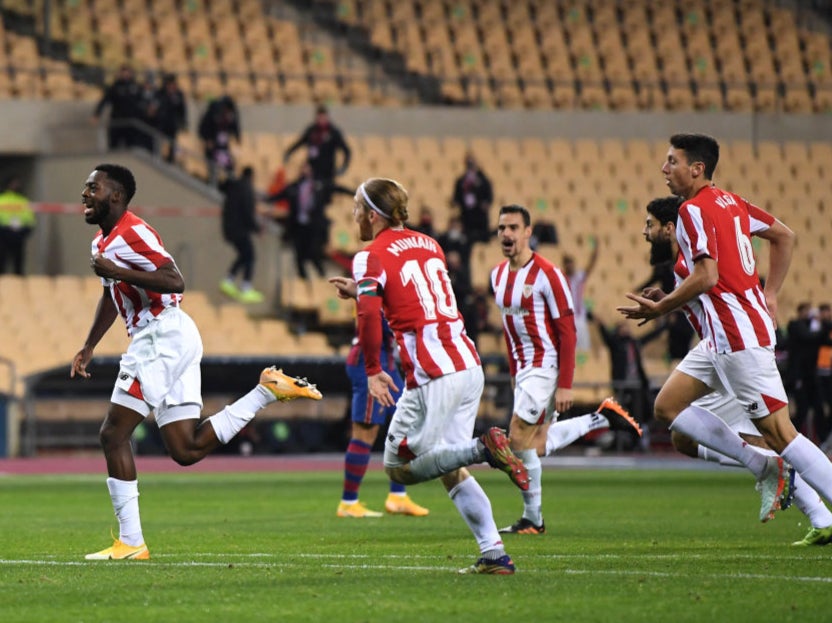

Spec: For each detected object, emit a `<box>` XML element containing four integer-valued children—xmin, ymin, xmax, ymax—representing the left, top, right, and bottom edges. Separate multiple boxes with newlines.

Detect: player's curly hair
<box><xmin>94</xmin><ymin>163</ymin><xmax>137</xmax><ymax>204</ymax></box>
<box><xmin>361</xmin><ymin>177</ymin><xmax>409</xmax><ymax>224</ymax></box>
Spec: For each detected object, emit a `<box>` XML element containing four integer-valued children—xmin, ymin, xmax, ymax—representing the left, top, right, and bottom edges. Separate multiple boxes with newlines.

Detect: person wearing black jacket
<box><xmin>91</xmin><ymin>64</ymin><xmax>143</xmax><ymax>150</ymax></box>
<box><xmin>592</xmin><ymin>315</ymin><xmax>650</xmax><ymax>427</ymax></box>
<box><xmin>198</xmin><ymin>95</ymin><xmax>241</xmax><ymax>184</ymax></box>
<box><xmin>265</xmin><ymin>163</ymin><xmax>353</xmax><ymax>280</ymax></box>
<box><xmin>786</xmin><ymin>302</ymin><xmax>825</xmax><ymax>437</ymax></box>
<box><xmin>219</xmin><ymin>167</ymin><xmax>263</xmax><ymax>303</ymax></box>
<box><xmin>283</xmin><ymin>105</ymin><xmax>351</xmax><ymax>183</ymax></box>
<box><xmin>452</xmin><ymin>152</ymin><xmax>494</xmax><ymax>244</ymax></box>
<box><xmin>154</xmin><ymin>74</ymin><xmax>187</xmax><ymax>163</ymax></box>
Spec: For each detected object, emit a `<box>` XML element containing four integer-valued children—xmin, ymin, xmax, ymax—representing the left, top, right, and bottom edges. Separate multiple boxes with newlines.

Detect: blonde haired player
<box><xmin>330</xmin><ymin>177</ymin><xmax>528</xmax><ymax>574</ymax></box>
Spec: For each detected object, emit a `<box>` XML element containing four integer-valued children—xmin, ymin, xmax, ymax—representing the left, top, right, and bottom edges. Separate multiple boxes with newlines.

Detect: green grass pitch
<box><xmin>1</xmin><ymin>467</ymin><xmax>830</xmax><ymax>623</ymax></box>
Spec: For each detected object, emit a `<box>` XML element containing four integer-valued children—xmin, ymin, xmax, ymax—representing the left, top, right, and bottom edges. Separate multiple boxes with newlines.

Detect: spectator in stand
<box><xmin>411</xmin><ymin>205</ymin><xmax>437</xmax><ymax>238</ymax></box>
<box><xmin>91</xmin><ymin>64</ymin><xmax>143</xmax><ymax>150</ymax></box>
<box><xmin>562</xmin><ymin>237</ymin><xmax>599</xmax><ymax>352</ymax></box>
<box><xmin>446</xmin><ymin>248</ymin><xmax>475</xmax><ymax>341</ymax></box>
<box><xmin>198</xmin><ymin>95</ymin><xmax>240</xmax><ymax>185</ymax></box>
<box><xmin>590</xmin><ymin>314</ymin><xmax>651</xmax><ymax>431</ymax></box>
<box><xmin>154</xmin><ymin>73</ymin><xmax>187</xmax><ymax>163</ymax></box>
<box><xmin>787</xmin><ymin>302</ymin><xmax>824</xmax><ymax>439</ymax></box>
<box><xmin>816</xmin><ymin>304</ymin><xmax>832</xmax><ymax>451</ymax></box>
<box><xmin>437</xmin><ymin>215</ymin><xmax>472</xmax><ymax>266</ymax></box>
<box><xmin>0</xmin><ymin>175</ymin><xmax>36</xmax><ymax>275</ymax></box>
<box><xmin>283</xmin><ymin>105</ymin><xmax>351</xmax><ymax>184</ymax></box>
<box><xmin>452</xmin><ymin>152</ymin><xmax>493</xmax><ymax>245</ymax></box>
<box><xmin>219</xmin><ymin>166</ymin><xmax>263</xmax><ymax>304</ymax></box>
<box><xmin>134</xmin><ymin>70</ymin><xmax>158</xmax><ymax>153</ymax></box>
<box><xmin>264</xmin><ymin>162</ymin><xmax>353</xmax><ymax>280</ymax></box>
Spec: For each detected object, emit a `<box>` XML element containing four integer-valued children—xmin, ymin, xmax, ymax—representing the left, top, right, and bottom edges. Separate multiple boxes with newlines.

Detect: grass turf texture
<box><xmin>1</xmin><ymin>468</ymin><xmax>830</xmax><ymax>623</ymax></box>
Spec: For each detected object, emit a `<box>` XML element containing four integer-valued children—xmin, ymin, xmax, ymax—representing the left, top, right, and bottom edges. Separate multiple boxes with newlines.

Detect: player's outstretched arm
<box><xmin>329</xmin><ymin>276</ymin><xmax>357</xmax><ymax>299</ymax></box>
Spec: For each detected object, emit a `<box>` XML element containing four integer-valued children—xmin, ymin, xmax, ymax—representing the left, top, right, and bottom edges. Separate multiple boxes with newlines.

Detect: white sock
<box><xmin>207</xmin><ymin>386</ymin><xmax>273</xmax><ymax>444</ymax></box>
<box><xmin>518</xmin><ymin>449</ymin><xmax>543</xmax><ymax>525</ymax></box>
<box><xmin>697</xmin><ymin>445</ymin><xmax>744</xmax><ymax>468</ymax></box>
<box><xmin>407</xmin><ymin>440</ymin><xmax>480</xmax><ymax>483</ymax></box>
<box><xmin>106</xmin><ymin>477</ymin><xmax>144</xmax><ymax>547</ymax></box>
<box><xmin>448</xmin><ymin>476</ymin><xmax>505</xmax><ymax>557</ymax></box>
<box><xmin>545</xmin><ymin>412</ymin><xmax>608</xmax><ymax>455</ymax></box>
<box><xmin>780</xmin><ymin>434</ymin><xmax>832</xmax><ymax>505</ymax></box>
<box><xmin>792</xmin><ymin>471</ymin><xmax>832</xmax><ymax>529</ymax></box>
<box><xmin>670</xmin><ymin>405</ymin><xmax>767</xmax><ymax>477</ymax></box>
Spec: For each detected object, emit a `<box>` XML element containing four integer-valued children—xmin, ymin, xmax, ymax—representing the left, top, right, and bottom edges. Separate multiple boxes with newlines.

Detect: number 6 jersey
<box><xmin>676</xmin><ymin>185</ymin><xmax>777</xmax><ymax>353</ymax></box>
<box><xmin>352</xmin><ymin>228</ymin><xmax>480</xmax><ymax>388</ymax></box>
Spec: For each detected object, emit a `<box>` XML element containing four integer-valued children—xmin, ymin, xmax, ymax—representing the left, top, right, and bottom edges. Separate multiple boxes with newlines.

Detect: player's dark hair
<box><xmin>499</xmin><ymin>204</ymin><xmax>530</xmax><ymax>227</ymax></box>
<box><xmin>94</xmin><ymin>163</ymin><xmax>136</xmax><ymax>204</ymax></box>
<box><xmin>646</xmin><ymin>196</ymin><xmax>683</xmax><ymax>226</ymax></box>
<box><xmin>669</xmin><ymin>133</ymin><xmax>720</xmax><ymax>179</ymax></box>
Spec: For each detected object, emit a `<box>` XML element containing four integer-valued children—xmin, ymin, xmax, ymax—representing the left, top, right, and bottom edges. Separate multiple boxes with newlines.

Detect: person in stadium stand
<box><xmin>219</xmin><ymin>166</ymin><xmax>264</xmax><ymax>303</ymax></box>
<box><xmin>490</xmin><ymin>204</ymin><xmax>641</xmax><ymax>535</ymax></box>
<box><xmin>91</xmin><ymin>64</ymin><xmax>143</xmax><ymax>150</ymax></box>
<box><xmin>452</xmin><ymin>152</ymin><xmax>493</xmax><ymax>245</ymax></box>
<box><xmin>561</xmin><ymin>238</ymin><xmax>599</xmax><ymax>353</ymax></box>
<box><xmin>0</xmin><ymin>175</ymin><xmax>36</xmax><ymax>275</ymax></box>
<box><xmin>283</xmin><ymin>105</ymin><xmax>351</xmax><ymax>184</ymax></box>
<box><xmin>336</xmin><ymin>313</ymin><xmax>429</xmax><ymax>518</ymax></box>
<box><xmin>639</xmin><ymin>194</ymin><xmax>832</xmax><ymax>544</ymax></box>
<box><xmin>72</xmin><ymin>164</ymin><xmax>322</xmax><ymax>561</ymax></box>
<box><xmin>618</xmin><ymin>133</ymin><xmax>832</xmax><ymax>536</ymax></box>
<box><xmin>329</xmin><ymin>177</ymin><xmax>528</xmax><ymax>574</ymax></box>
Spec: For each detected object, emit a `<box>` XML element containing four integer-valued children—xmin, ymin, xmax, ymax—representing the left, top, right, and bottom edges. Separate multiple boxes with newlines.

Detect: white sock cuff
<box><xmin>448</xmin><ymin>475</ymin><xmax>476</xmax><ymax>499</ymax></box>
<box><xmin>106</xmin><ymin>477</ymin><xmax>138</xmax><ymax>497</ymax></box>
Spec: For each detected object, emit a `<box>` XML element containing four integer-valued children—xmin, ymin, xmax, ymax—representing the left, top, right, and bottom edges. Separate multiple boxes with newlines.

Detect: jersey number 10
<box><xmin>401</xmin><ymin>258</ymin><xmax>459</xmax><ymax>320</ymax></box>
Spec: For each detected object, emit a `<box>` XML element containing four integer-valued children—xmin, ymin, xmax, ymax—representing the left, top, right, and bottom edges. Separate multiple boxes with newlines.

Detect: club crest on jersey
<box><xmin>522</xmin><ymin>284</ymin><xmax>533</xmax><ymax>298</ymax></box>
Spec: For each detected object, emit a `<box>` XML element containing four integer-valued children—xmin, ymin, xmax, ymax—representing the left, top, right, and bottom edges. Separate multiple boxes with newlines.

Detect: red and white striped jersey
<box><xmin>91</xmin><ymin>210</ymin><xmax>181</xmax><ymax>337</ymax></box>
<box><xmin>491</xmin><ymin>253</ymin><xmax>575</xmax><ymax>376</ymax></box>
<box><xmin>676</xmin><ymin>185</ymin><xmax>777</xmax><ymax>353</ymax></box>
<box><xmin>352</xmin><ymin>227</ymin><xmax>480</xmax><ymax>388</ymax></box>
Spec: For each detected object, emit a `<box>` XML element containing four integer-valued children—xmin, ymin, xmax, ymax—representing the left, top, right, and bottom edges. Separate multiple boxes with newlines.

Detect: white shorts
<box><xmin>693</xmin><ymin>391</ymin><xmax>760</xmax><ymax>437</ymax></box>
<box><xmin>111</xmin><ymin>307</ymin><xmax>204</xmax><ymax>427</ymax></box>
<box><xmin>677</xmin><ymin>340</ymin><xmax>787</xmax><ymax>419</ymax></box>
<box><xmin>384</xmin><ymin>366</ymin><xmax>484</xmax><ymax>469</ymax></box>
<box><xmin>513</xmin><ymin>366</ymin><xmax>557</xmax><ymax>425</ymax></box>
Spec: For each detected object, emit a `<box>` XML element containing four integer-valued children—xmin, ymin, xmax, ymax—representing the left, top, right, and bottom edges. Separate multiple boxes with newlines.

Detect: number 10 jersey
<box><xmin>352</xmin><ymin>228</ymin><xmax>480</xmax><ymax>388</ymax></box>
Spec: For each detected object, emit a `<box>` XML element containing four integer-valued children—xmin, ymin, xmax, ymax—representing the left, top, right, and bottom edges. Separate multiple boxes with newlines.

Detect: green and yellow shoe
<box><xmin>792</xmin><ymin>526</ymin><xmax>832</xmax><ymax>546</ymax></box>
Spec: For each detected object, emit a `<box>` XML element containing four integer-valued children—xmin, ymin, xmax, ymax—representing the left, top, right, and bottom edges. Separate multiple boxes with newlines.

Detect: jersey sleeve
<box><xmin>746</xmin><ymin>200</ymin><xmax>776</xmax><ymax>235</ymax></box>
<box><xmin>542</xmin><ymin>264</ymin><xmax>575</xmax><ymax>319</ymax></box>
<box><xmin>678</xmin><ymin>202</ymin><xmax>716</xmax><ymax>262</ymax></box>
<box><xmin>118</xmin><ymin>223</ymin><xmax>175</xmax><ymax>270</ymax></box>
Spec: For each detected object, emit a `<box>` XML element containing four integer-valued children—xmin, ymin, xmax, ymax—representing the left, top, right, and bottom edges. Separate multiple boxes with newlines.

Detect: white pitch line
<box><xmin>1</xmin><ymin>558</ymin><xmax>830</xmax><ymax>583</ymax></box>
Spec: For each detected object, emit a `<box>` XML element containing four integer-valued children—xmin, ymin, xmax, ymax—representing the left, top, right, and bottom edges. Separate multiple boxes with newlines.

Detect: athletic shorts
<box><xmin>346</xmin><ymin>360</ymin><xmax>403</xmax><ymax>425</ymax></box>
<box><xmin>513</xmin><ymin>366</ymin><xmax>558</xmax><ymax>425</ymax></box>
<box><xmin>384</xmin><ymin>366</ymin><xmax>484</xmax><ymax>469</ymax></box>
<box><xmin>111</xmin><ymin>307</ymin><xmax>204</xmax><ymax>427</ymax></box>
<box><xmin>693</xmin><ymin>391</ymin><xmax>759</xmax><ymax>437</ymax></box>
<box><xmin>677</xmin><ymin>340</ymin><xmax>788</xmax><ymax>419</ymax></box>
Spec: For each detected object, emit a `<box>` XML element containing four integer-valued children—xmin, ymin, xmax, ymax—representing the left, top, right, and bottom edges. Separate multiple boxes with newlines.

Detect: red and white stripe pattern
<box><xmin>352</xmin><ymin>229</ymin><xmax>480</xmax><ymax>388</ymax></box>
<box><xmin>491</xmin><ymin>253</ymin><xmax>574</xmax><ymax>375</ymax></box>
<box><xmin>676</xmin><ymin>186</ymin><xmax>777</xmax><ymax>353</ymax></box>
<box><xmin>92</xmin><ymin>211</ymin><xmax>181</xmax><ymax>337</ymax></box>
